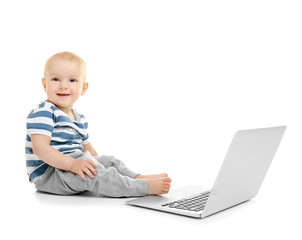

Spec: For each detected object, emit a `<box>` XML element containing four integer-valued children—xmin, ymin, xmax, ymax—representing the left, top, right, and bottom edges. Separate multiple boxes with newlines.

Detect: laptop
<box><xmin>126</xmin><ymin>126</ymin><xmax>286</xmax><ymax>218</ymax></box>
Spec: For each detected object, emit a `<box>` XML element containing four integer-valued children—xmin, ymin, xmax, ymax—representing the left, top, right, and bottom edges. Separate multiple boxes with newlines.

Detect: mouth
<box><xmin>57</xmin><ymin>93</ymin><xmax>70</xmax><ymax>97</ymax></box>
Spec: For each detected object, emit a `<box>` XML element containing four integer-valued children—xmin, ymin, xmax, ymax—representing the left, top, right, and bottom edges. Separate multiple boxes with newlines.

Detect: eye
<box><xmin>52</xmin><ymin>77</ymin><xmax>59</xmax><ymax>81</ymax></box>
<box><xmin>70</xmin><ymin>79</ymin><xmax>77</xmax><ymax>83</ymax></box>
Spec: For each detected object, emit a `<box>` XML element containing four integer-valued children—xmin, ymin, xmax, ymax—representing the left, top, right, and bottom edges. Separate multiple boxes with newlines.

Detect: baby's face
<box><xmin>42</xmin><ymin>59</ymin><xmax>88</xmax><ymax>112</ymax></box>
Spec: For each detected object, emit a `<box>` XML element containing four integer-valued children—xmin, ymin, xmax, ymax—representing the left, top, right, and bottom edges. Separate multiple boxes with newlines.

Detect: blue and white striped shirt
<box><xmin>25</xmin><ymin>101</ymin><xmax>89</xmax><ymax>182</ymax></box>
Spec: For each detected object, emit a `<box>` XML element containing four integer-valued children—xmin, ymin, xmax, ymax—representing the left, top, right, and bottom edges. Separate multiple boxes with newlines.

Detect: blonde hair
<box><xmin>44</xmin><ymin>51</ymin><xmax>86</xmax><ymax>80</ymax></box>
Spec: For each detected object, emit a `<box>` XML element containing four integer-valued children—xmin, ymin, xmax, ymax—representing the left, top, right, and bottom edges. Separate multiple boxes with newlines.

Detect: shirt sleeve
<box><xmin>26</xmin><ymin>106</ymin><xmax>55</xmax><ymax>138</ymax></box>
<box><xmin>79</xmin><ymin>113</ymin><xmax>89</xmax><ymax>145</ymax></box>
<box><xmin>82</xmin><ymin>135</ymin><xmax>90</xmax><ymax>145</ymax></box>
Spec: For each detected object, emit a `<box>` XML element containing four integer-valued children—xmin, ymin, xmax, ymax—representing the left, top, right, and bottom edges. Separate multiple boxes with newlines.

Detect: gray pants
<box><xmin>35</xmin><ymin>151</ymin><xmax>148</xmax><ymax>197</ymax></box>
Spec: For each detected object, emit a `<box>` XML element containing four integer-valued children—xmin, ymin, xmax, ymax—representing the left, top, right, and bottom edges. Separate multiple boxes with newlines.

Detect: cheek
<box><xmin>72</xmin><ymin>85</ymin><xmax>84</xmax><ymax>95</ymax></box>
<box><xmin>46</xmin><ymin>83</ymin><xmax>56</xmax><ymax>93</ymax></box>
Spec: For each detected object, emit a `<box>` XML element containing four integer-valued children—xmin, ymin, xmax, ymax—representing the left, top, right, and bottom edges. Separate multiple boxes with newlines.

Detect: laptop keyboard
<box><xmin>161</xmin><ymin>191</ymin><xmax>211</xmax><ymax>212</ymax></box>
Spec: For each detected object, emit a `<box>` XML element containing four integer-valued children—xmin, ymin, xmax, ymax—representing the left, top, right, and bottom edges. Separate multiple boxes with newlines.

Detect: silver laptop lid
<box><xmin>202</xmin><ymin>126</ymin><xmax>286</xmax><ymax>218</ymax></box>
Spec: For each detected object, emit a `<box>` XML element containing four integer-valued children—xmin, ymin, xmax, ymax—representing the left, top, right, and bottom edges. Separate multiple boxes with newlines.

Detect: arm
<box><xmin>31</xmin><ymin>134</ymin><xmax>97</xmax><ymax>180</ymax></box>
<box><xmin>83</xmin><ymin>142</ymin><xmax>98</xmax><ymax>156</ymax></box>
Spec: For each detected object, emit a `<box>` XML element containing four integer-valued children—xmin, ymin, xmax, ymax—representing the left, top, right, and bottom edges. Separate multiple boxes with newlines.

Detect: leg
<box><xmin>82</xmin><ymin>163</ymin><xmax>148</xmax><ymax>197</ymax></box>
<box><xmin>72</xmin><ymin>164</ymin><xmax>172</xmax><ymax>196</ymax></box>
<box><xmin>35</xmin><ymin>151</ymin><xmax>171</xmax><ymax>197</ymax></box>
<box><xmin>89</xmin><ymin>152</ymin><xmax>172</xmax><ymax>195</ymax></box>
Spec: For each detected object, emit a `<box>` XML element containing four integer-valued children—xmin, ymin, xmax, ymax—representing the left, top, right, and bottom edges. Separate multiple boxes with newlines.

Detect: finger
<box><xmin>86</xmin><ymin>163</ymin><xmax>97</xmax><ymax>175</ymax></box>
<box><xmin>84</xmin><ymin>159</ymin><xmax>97</xmax><ymax>169</ymax></box>
<box><xmin>83</xmin><ymin>167</ymin><xmax>95</xmax><ymax>179</ymax></box>
<box><xmin>78</xmin><ymin>171</ymin><xmax>86</xmax><ymax>181</ymax></box>
<box><xmin>88</xmin><ymin>160</ymin><xmax>97</xmax><ymax>169</ymax></box>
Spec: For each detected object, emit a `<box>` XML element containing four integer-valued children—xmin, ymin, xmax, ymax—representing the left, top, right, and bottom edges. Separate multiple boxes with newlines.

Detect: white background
<box><xmin>0</xmin><ymin>0</ymin><xmax>301</xmax><ymax>239</ymax></box>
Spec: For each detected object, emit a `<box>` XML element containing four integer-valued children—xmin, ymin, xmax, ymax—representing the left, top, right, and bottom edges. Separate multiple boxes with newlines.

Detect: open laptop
<box><xmin>126</xmin><ymin>126</ymin><xmax>286</xmax><ymax>218</ymax></box>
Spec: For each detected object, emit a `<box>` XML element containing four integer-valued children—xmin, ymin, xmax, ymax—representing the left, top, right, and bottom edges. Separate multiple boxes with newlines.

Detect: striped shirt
<box><xmin>25</xmin><ymin>101</ymin><xmax>89</xmax><ymax>182</ymax></box>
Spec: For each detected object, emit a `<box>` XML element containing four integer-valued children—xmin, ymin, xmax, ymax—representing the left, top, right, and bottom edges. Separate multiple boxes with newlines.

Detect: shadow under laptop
<box><xmin>126</xmin><ymin>199</ymin><xmax>256</xmax><ymax>222</ymax></box>
<box><xmin>200</xmin><ymin>200</ymin><xmax>256</xmax><ymax>223</ymax></box>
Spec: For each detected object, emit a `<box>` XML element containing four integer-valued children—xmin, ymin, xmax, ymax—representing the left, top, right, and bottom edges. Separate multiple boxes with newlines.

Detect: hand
<box><xmin>70</xmin><ymin>159</ymin><xmax>97</xmax><ymax>180</ymax></box>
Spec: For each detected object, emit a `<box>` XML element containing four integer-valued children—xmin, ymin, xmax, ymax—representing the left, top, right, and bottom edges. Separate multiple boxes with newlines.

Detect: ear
<box><xmin>42</xmin><ymin>78</ymin><xmax>46</xmax><ymax>91</ymax></box>
<box><xmin>81</xmin><ymin>82</ymin><xmax>89</xmax><ymax>96</ymax></box>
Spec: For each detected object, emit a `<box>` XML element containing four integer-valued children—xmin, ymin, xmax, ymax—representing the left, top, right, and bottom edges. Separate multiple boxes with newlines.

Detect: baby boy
<box><xmin>25</xmin><ymin>51</ymin><xmax>172</xmax><ymax>197</ymax></box>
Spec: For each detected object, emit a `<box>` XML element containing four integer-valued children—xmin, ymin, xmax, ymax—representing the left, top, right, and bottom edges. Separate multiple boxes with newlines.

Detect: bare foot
<box><xmin>147</xmin><ymin>177</ymin><xmax>172</xmax><ymax>195</ymax></box>
<box><xmin>135</xmin><ymin>173</ymin><xmax>168</xmax><ymax>180</ymax></box>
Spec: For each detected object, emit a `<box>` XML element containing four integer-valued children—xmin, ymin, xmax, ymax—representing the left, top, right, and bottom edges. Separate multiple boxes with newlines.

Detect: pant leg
<box><xmin>35</xmin><ymin>166</ymin><xmax>81</xmax><ymax>195</ymax></box>
<box><xmin>81</xmin><ymin>150</ymin><xmax>141</xmax><ymax>179</ymax></box>
<box><xmin>94</xmin><ymin>155</ymin><xmax>140</xmax><ymax>179</ymax></box>
<box><xmin>79</xmin><ymin>162</ymin><xmax>148</xmax><ymax>197</ymax></box>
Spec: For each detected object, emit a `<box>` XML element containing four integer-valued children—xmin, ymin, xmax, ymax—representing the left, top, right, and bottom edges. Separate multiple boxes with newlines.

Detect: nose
<box><xmin>59</xmin><ymin>81</ymin><xmax>68</xmax><ymax>89</ymax></box>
